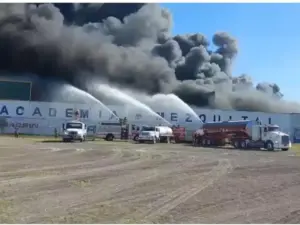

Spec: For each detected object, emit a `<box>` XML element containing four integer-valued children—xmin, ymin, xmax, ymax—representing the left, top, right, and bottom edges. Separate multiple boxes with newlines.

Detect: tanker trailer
<box><xmin>199</xmin><ymin>120</ymin><xmax>291</xmax><ymax>151</ymax></box>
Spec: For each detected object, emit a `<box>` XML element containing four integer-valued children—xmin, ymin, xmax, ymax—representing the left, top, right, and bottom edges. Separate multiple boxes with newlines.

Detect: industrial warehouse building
<box><xmin>0</xmin><ymin>79</ymin><xmax>300</xmax><ymax>143</ymax></box>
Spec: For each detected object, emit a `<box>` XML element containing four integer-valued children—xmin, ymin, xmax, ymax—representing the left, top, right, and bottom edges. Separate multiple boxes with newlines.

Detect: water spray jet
<box><xmin>60</xmin><ymin>84</ymin><xmax>119</xmax><ymax>121</ymax></box>
<box><xmin>88</xmin><ymin>83</ymin><xmax>172</xmax><ymax>126</ymax></box>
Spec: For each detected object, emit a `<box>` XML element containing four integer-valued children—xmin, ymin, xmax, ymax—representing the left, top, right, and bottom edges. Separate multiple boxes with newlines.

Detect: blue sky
<box><xmin>160</xmin><ymin>3</ymin><xmax>300</xmax><ymax>101</ymax></box>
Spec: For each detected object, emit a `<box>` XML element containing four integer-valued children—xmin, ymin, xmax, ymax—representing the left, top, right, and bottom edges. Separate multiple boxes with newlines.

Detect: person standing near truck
<box><xmin>193</xmin><ymin>128</ymin><xmax>203</xmax><ymax>146</ymax></box>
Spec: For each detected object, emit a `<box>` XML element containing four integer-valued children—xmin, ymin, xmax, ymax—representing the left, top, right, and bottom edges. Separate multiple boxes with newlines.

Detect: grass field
<box><xmin>292</xmin><ymin>144</ymin><xmax>300</xmax><ymax>150</ymax></box>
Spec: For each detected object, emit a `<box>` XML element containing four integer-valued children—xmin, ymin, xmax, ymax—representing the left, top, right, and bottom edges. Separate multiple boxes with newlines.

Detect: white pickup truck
<box><xmin>62</xmin><ymin>120</ymin><xmax>87</xmax><ymax>142</ymax></box>
<box><xmin>137</xmin><ymin>126</ymin><xmax>173</xmax><ymax>144</ymax></box>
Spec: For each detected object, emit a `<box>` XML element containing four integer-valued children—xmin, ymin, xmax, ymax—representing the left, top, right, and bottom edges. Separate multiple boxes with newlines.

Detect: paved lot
<box><xmin>1</xmin><ymin>137</ymin><xmax>300</xmax><ymax>223</ymax></box>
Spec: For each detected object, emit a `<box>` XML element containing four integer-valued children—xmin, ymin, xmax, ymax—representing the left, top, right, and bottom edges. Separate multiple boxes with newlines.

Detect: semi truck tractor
<box><xmin>194</xmin><ymin>120</ymin><xmax>291</xmax><ymax>151</ymax></box>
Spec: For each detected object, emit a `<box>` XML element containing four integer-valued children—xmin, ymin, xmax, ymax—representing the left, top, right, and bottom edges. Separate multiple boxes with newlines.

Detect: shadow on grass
<box><xmin>38</xmin><ymin>139</ymin><xmax>108</xmax><ymax>143</ymax></box>
<box><xmin>40</xmin><ymin>139</ymin><xmax>62</xmax><ymax>143</ymax></box>
<box><xmin>39</xmin><ymin>139</ymin><xmax>96</xmax><ymax>143</ymax></box>
<box><xmin>182</xmin><ymin>143</ymin><xmax>289</xmax><ymax>152</ymax></box>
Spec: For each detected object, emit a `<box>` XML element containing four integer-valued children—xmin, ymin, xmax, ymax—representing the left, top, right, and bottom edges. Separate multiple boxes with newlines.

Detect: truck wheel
<box><xmin>240</xmin><ymin>141</ymin><xmax>247</xmax><ymax>149</ymax></box>
<box><xmin>105</xmin><ymin>134</ymin><xmax>114</xmax><ymax>141</ymax></box>
<box><xmin>233</xmin><ymin>140</ymin><xmax>240</xmax><ymax>149</ymax></box>
<box><xmin>281</xmin><ymin>148</ymin><xmax>289</xmax><ymax>151</ymax></box>
<box><xmin>265</xmin><ymin>141</ymin><xmax>274</xmax><ymax>151</ymax></box>
<box><xmin>133</xmin><ymin>135</ymin><xmax>139</xmax><ymax>141</ymax></box>
<box><xmin>155</xmin><ymin>137</ymin><xmax>160</xmax><ymax>143</ymax></box>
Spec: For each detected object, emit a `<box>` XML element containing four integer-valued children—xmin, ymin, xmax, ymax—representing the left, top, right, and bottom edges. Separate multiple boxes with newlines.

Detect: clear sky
<box><xmin>160</xmin><ymin>3</ymin><xmax>300</xmax><ymax>101</ymax></box>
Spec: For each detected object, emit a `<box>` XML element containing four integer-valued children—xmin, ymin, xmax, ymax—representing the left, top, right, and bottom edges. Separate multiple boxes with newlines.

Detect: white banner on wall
<box><xmin>0</xmin><ymin>100</ymin><xmax>295</xmax><ymax>137</ymax></box>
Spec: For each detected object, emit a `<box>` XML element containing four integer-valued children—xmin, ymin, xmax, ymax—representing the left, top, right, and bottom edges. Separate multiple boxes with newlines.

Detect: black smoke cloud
<box><xmin>0</xmin><ymin>3</ymin><xmax>298</xmax><ymax>113</ymax></box>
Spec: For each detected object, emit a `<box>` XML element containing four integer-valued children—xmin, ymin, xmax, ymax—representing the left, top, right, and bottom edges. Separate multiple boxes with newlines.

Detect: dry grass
<box><xmin>0</xmin><ymin>199</ymin><xmax>15</xmax><ymax>223</ymax></box>
<box><xmin>292</xmin><ymin>144</ymin><xmax>300</xmax><ymax>151</ymax></box>
<box><xmin>291</xmin><ymin>144</ymin><xmax>300</xmax><ymax>156</ymax></box>
<box><xmin>69</xmin><ymin>179</ymin><xmax>92</xmax><ymax>188</ymax></box>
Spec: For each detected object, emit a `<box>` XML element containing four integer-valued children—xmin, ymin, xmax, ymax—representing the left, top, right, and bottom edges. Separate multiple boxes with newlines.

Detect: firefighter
<box><xmin>193</xmin><ymin>132</ymin><xmax>197</xmax><ymax>146</ymax></box>
<box><xmin>74</xmin><ymin>109</ymin><xmax>80</xmax><ymax>120</ymax></box>
<box><xmin>193</xmin><ymin>129</ymin><xmax>203</xmax><ymax>146</ymax></box>
<box><xmin>172</xmin><ymin>125</ymin><xmax>180</xmax><ymax>143</ymax></box>
<box><xmin>14</xmin><ymin>126</ymin><xmax>19</xmax><ymax>138</ymax></box>
<box><xmin>54</xmin><ymin>128</ymin><xmax>58</xmax><ymax>138</ymax></box>
<box><xmin>197</xmin><ymin>133</ymin><xmax>203</xmax><ymax>146</ymax></box>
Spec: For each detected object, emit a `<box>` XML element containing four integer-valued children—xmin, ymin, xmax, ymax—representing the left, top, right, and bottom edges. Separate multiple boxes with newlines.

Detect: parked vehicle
<box><xmin>136</xmin><ymin>125</ymin><xmax>173</xmax><ymax>144</ymax></box>
<box><xmin>194</xmin><ymin>120</ymin><xmax>291</xmax><ymax>151</ymax></box>
<box><xmin>137</xmin><ymin>126</ymin><xmax>160</xmax><ymax>143</ymax></box>
<box><xmin>62</xmin><ymin>120</ymin><xmax>87</xmax><ymax>142</ymax></box>
<box><xmin>95</xmin><ymin>122</ymin><xmax>122</xmax><ymax>141</ymax></box>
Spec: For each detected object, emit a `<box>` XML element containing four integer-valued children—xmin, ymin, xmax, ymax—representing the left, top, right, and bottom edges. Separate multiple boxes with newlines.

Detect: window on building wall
<box><xmin>0</xmin><ymin>80</ymin><xmax>32</xmax><ymax>101</ymax></box>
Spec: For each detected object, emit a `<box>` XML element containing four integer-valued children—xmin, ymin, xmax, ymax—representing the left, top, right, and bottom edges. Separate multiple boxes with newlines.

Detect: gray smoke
<box><xmin>0</xmin><ymin>3</ymin><xmax>298</xmax><ymax>113</ymax></box>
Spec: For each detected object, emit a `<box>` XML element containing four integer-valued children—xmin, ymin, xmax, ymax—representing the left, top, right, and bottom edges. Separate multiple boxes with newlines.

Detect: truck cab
<box><xmin>62</xmin><ymin>120</ymin><xmax>87</xmax><ymax>142</ymax></box>
<box><xmin>138</xmin><ymin>126</ymin><xmax>160</xmax><ymax>143</ymax></box>
<box><xmin>137</xmin><ymin>125</ymin><xmax>173</xmax><ymax>143</ymax></box>
<box><xmin>250</xmin><ymin>124</ymin><xmax>291</xmax><ymax>151</ymax></box>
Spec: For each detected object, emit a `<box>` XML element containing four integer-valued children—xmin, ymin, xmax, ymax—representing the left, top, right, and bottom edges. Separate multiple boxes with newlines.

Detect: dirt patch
<box><xmin>0</xmin><ymin>137</ymin><xmax>300</xmax><ymax>223</ymax></box>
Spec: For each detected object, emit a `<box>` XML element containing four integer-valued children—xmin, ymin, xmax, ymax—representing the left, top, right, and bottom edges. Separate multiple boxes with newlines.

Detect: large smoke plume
<box><xmin>0</xmin><ymin>3</ymin><xmax>299</xmax><ymax>113</ymax></box>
